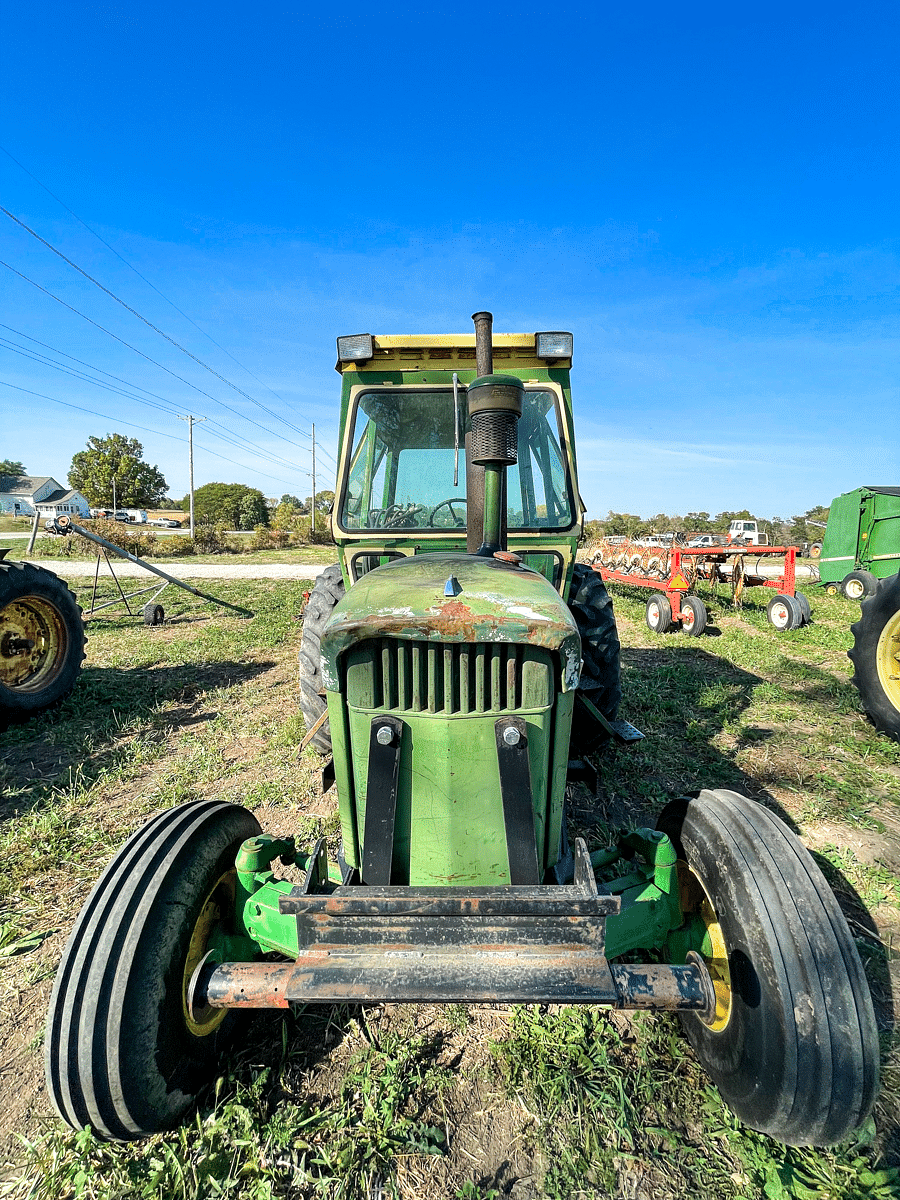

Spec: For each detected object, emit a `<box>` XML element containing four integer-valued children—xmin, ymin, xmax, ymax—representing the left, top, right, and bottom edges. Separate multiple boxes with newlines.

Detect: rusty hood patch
<box><xmin>322</xmin><ymin>553</ymin><xmax>581</xmax><ymax>691</ymax></box>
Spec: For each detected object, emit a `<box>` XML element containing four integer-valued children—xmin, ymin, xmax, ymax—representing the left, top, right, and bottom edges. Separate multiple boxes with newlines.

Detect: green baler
<box><xmin>819</xmin><ymin>485</ymin><xmax>900</xmax><ymax>599</ymax></box>
<box><xmin>45</xmin><ymin>314</ymin><xmax>879</xmax><ymax>1149</ymax></box>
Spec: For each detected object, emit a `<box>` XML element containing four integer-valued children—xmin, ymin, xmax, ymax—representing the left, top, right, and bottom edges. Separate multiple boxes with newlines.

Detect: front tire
<box><xmin>0</xmin><ymin>561</ymin><xmax>85</xmax><ymax>729</ymax></box>
<box><xmin>45</xmin><ymin>800</ymin><xmax>262</xmax><ymax>1140</ymax></box>
<box><xmin>848</xmin><ymin>571</ymin><xmax>900</xmax><ymax>742</ymax></box>
<box><xmin>298</xmin><ymin>564</ymin><xmax>345</xmax><ymax>755</ymax></box>
<box><xmin>567</xmin><ymin>564</ymin><xmax>621</xmax><ymax>752</ymax></box>
<box><xmin>658</xmin><ymin>790</ymin><xmax>879</xmax><ymax>1145</ymax></box>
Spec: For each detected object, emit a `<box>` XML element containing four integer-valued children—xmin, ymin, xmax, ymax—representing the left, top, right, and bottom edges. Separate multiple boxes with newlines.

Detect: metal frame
<box><xmin>43</xmin><ymin>516</ymin><xmax>251</xmax><ymax>621</ymax></box>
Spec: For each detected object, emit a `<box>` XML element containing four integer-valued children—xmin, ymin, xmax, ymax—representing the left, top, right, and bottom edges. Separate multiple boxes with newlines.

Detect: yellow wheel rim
<box><xmin>182</xmin><ymin>870</ymin><xmax>235</xmax><ymax>1037</ymax></box>
<box><xmin>0</xmin><ymin>595</ymin><xmax>67</xmax><ymax>692</ymax></box>
<box><xmin>677</xmin><ymin>862</ymin><xmax>733</xmax><ymax>1033</ymax></box>
<box><xmin>875</xmin><ymin>607</ymin><xmax>900</xmax><ymax>717</ymax></box>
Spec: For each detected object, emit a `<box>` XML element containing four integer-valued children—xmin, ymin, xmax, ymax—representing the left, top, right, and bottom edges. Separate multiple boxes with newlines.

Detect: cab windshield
<box><xmin>339</xmin><ymin>387</ymin><xmax>573</xmax><ymax>531</ymax></box>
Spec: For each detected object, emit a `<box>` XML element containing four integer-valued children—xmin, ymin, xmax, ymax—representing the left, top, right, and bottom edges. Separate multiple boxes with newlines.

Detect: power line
<box><xmin>0</xmin><ymin>142</ymin><xmax>312</xmax><ymax>423</ymax></box>
<box><xmin>0</xmin><ymin>257</ymin><xmax>316</xmax><ymax>453</ymax></box>
<box><xmin>0</xmin><ymin>334</ymin><xmax>315</xmax><ymax>477</ymax></box>
<box><xmin>1</xmin><ymin>202</ymin><xmax>317</xmax><ymax>443</ymax></box>
<box><xmin>0</xmin><ymin>379</ymin><xmax>302</xmax><ymax>488</ymax></box>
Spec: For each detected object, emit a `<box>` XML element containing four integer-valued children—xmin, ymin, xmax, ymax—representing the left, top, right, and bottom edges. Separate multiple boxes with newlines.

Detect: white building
<box><xmin>0</xmin><ymin>475</ymin><xmax>91</xmax><ymax>519</ymax></box>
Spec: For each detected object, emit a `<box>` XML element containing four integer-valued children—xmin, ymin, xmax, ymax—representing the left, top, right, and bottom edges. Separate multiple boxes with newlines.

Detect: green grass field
<box><xmin>1</xmin><ymin>576</ymin><xmax>898</xmax><ymax>1198</ymax></box>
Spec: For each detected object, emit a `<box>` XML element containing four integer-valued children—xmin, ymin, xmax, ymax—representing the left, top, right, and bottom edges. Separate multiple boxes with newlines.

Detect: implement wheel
<box><xmin>843</xmin><ymin>570</ymin><xmax>878</xmax><ymax>602</ymax></box>
<box><xmin>767</xmin><ymin>593</ymin><xmax>802</xmax><ymax>631</ymax></box>
<box><xmin>657</xmin><ymin>790</ymin><xmax>878</xmax><ymax>1146</ymax></box>
<box><xmin>298</xmin><ymin>563</ymin><xmax>345</xmax><ymax>755</ymax></box>
<box><xmin>645</xmin><ymin>592</ymin><xmax>672</xmax><ymax>633</ymax></box>
<box><xmin>680</xmin><ymin>595</ymin><xmax>707</xmax><ymax>637</ymax></box>
<box><xmin>45</xmin><ymin>800</ymin><xmax>262</xmax><ymax>1140</ymax></box>
<box><xmin>567</xmin><ymin>564</ymin><xmax>621</xmax><ymax>752</ymax></box>
<box><xmin>848</xmin><ymin>571</ymin><xmax>900</xmax><ymax>742</ymax></box>
<box><xmin>0</xmin><ymin>561</ymin><xmax>85</xmax><ymax>729</ymax></box>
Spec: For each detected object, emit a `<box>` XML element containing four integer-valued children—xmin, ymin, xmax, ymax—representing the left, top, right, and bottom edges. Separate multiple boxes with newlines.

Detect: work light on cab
<box><xmin>535</xmin><ymin>331</ymin><xmax>573</xmax><ymax>361</ymax></box>
<box><xmin>336</xmin><ymin>334</ymin><xmax>374</xmax><ymax>363</ymax></box>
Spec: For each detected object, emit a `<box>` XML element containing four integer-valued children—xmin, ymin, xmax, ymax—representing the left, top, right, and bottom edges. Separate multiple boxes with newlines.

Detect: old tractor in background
<box><xmin>45</xmin><ymin>314</ymin><xmax>878</xmax><ymax>1149</ymax></box>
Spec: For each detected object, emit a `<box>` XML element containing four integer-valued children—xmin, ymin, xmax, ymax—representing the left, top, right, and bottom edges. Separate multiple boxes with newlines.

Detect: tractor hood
<box><xmin>321</xmin><ymin>554</ymin><xmax>581</xmax><ymax>692</ymax></box>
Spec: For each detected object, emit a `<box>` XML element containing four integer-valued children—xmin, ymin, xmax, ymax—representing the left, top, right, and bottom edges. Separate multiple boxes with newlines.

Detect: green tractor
<box><xmin>46</xmin><ymin>315</ymin><xmax>878</xmax><ymax>1148</ymax></box>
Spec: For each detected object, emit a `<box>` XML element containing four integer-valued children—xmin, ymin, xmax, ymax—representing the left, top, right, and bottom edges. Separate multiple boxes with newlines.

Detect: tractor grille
<box><xmin>344</xmin><ymin>638</ymin><xmax>554</xmax><ymax>715</ymax></box>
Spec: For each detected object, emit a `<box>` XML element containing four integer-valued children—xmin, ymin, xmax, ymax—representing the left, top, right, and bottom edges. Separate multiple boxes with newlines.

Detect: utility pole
<box><xmin>310</xmin><ymin>423</ymin><xmax>316</xmax><ymax>537</ymax></box>
<box><xmin>177</xmin><ymin>414</ymin><xmax>207</xmax><ymax>537</ymax></box>
<box><xmin>112</xmin><ymin>478</ymin><xmax>117</xmax><ymax>512</ymax></box>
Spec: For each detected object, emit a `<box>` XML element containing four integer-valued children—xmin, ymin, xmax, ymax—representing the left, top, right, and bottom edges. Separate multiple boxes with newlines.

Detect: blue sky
<box><xmin>1</xmin><ymin>2</ymin><xmax>896</xmax><ymax>518</ymax></box>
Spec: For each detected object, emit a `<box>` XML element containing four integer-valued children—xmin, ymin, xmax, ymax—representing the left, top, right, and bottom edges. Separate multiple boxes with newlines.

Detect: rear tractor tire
<box><xmin>298</xmin><ymin>563</ymin><xmax>345</xmax><ymax>755</ymax></box>
<box><xmin>0</xmin><ymin>560</ymin><xmax>86</xmax><ymax>730</ymax></box>
<box><xmin>657</xmin><ymin>789</ymin><xmax>879</xmax><ymax>1146</ymax></box>
<box><xmin>567</xmin><ymin>563</ymin><xmax>621</xmax><ymax>753</ymax></box>
<box><xmin>848</xmin><ymin>571</ymin><xmax>900</xmax><ymax>742</ymax></box>
<box><xmin>45</xmin><ymin>800</ymin><xmax>262</xmax><ymax>1140</ymax></box>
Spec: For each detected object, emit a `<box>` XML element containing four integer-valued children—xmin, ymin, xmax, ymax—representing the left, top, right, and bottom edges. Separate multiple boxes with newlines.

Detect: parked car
<box><xmin>113</xmin><ymin>510</ymin><xmax>132</xmax><ymax>522</ymax></box>
<box><xmin>686</xmin><ymin>534</ymin><xmax>724</xmax><ymax>548</ymax></box>
<box><xmin>150</xmin><ymin>518</ymin><xmax>182</xmax><ymax>528</ymax></box>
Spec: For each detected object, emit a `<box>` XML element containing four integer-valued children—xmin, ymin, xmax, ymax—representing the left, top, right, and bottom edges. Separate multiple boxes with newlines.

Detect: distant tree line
<box><xmin>585</xmin><ymin>505</ymin><xmax>830</xmax><ymax>546</ymax></box>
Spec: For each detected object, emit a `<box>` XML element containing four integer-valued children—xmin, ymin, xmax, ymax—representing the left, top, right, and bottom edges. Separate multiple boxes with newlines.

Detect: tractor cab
<box><xmin>331</xmin><ymin>330</ymin><xmax>582</xmax><ymax>594</ymax></box>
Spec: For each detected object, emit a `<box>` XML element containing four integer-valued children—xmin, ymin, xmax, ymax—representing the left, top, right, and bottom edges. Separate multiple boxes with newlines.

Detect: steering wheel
<box><xmin>429</xmin><ymin>498</ymin><xmax>467</xmax><ymax>528</ymax></box>
<box><xmin>376</xmin><ymin>503</ymin><xmax>427</xmax><ymax>528</ymax></box>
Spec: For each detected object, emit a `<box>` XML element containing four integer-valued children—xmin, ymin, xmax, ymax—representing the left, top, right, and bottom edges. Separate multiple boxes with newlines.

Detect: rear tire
<box><xmin>848</xmin><ymin>571</ymin><xmax>900</xmax><ymax>742</ymax></box>
<box><xmin>45</xmin><ymin>800</ymin><xmax>262</xmax><ymax>1140</ymax></box>
<box><xmin>0</xmin><ymin>561</ymin><xmax>86</xmax><ymax>729</ymax></box>
<box><xmin>298</xmin><ymin>564</ymin><xmax>345</xmax><ymax>755</ymax></box>
<box><xmin>645</xmin><ymin>593</ymin><xmax>672</xmax><ymax>633</ymax></box>
<box><xmin>567</xmin><ymin>564</ymin><xmax>621</xmax><ymax>752</ymax></box>
<box><xmin>842</xmin><ymin>570</ymin><xmax>878</xmax><ymax>602</ymax></box>
<box><xmin>657</xmin><ymin>790</ymin><xmax>879</xmax><ymax>1145</ymax></box>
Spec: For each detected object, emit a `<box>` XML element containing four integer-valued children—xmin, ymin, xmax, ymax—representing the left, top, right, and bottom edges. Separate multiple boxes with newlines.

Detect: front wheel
<box><xmin>658</xmin><ymin>790</ymin><xmax>879</xmax><ymax>1145</ymax></box>
<box><xmin>848</xmin><ymin>571</ymin><xmax>900</xmax><ymax>742</ymax></box>
<box><xmin>45</xmin><ymin>800</ymin><xmax>262</xmax><ymax>1140</ymax></box>
<box><xmin>298</xmin><ymin>564</ymin><xmax>345</xmax><ymax>755</ymax></box>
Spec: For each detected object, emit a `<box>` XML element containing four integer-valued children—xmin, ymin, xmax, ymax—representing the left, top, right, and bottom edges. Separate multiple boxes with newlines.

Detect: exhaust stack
<box><xmin>467</xmin><ymin>312</ymin><xmax>524</xmax><ymax>557</ymax></box>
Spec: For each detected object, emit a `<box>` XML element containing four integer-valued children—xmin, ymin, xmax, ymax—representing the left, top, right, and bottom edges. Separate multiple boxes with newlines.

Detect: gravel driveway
<box><xmin>22</xmin><ymin>560</ymin><xmax>332</xmax><ymax>579</ymax></box>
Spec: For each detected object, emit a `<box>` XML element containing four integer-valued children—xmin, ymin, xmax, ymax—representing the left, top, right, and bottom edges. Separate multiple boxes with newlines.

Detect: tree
<box><xmin>0</xmin><ymin>460</ymin><xmax>26</xmax><ymax>484</ymax></box>
<box><xmin>238</xmin><ymin>492</ymin><xmax>268</xmax><ymax>530</ymax></box>
<box><xmin>790</xmin><ymin>504</ymin><xmax>830</xmax><ymax>545</ymax></box>
<box><xmin>192</xmin><ymin>483</ymin><xmax>269</xmax><ymax>528</ymax></box>
<box><xmin>69</xmin><ymin>435</ymin><xmax>167</xmax><ymax>507</ymax></box>
<box><xmin>305</xmin><ymin>490</ymin><xmax>335</xmax><ymax>516</ymax></box>
<box><xmin>684</xmin><ymin>512</ymin><xmax>713</xmax><ymax>533</ymax></box>
<box><xmin>280</xmin><ymin>493</ymin><xmax>306</xmax><ymax>511</ymax></box>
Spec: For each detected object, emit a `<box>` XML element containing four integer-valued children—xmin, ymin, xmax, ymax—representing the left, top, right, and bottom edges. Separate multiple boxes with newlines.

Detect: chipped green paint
<box><xmin>321</xmin><ymin>553</ymin><xmax>582</xmax><ymax>694</ymax></box>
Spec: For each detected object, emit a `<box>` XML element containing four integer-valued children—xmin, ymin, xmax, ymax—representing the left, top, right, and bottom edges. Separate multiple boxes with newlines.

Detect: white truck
<box><xmin>727</xmin><ymin>519</ymin><xmax>768</xmax><ymax>546</ymax></box>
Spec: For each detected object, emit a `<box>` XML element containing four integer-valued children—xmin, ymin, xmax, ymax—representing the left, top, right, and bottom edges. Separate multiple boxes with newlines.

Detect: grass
<box><xmin>1</xmin><ymin>574</ymin><xmax>899</xmax><ymax>1198</ymax></box>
